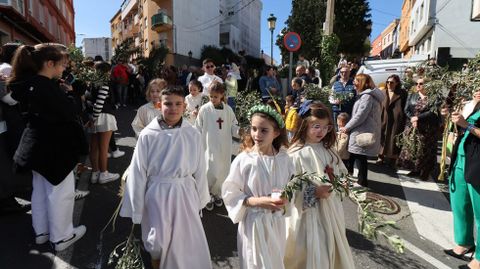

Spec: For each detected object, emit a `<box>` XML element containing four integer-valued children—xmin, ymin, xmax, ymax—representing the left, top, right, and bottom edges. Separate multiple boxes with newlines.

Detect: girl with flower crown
<box><xmin>285</xmin><ymin>101</ymin><xmax>355</xmax><ymax>269</ymax></box>
<box><xmin>222</xmin><ymin>105</ymin><xmax>295</xmax><ymax>269</ymax></box>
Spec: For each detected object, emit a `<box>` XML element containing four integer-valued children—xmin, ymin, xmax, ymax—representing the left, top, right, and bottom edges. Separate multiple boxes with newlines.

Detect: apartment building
<box><xmin>399</xmin><ymin>0</ymin><xmax>416</xmax><ymax>58</ymax></box>
<box><xmin>0</xmin><ymin>0</ymin><xmax>75</xmax><ymax>45</ymax></box>
<box><xmin>219</xmin><ymin>0</ymin><xmax>262</xmax><ymax>57</ymax></box>
<box><xmin>369</xmin><ymin>34</ymin><xmax>382</xmax><ymax>57</ymax></box>
<box><xmin>111</xmin><ymin>0</ymin><xmax>262</xmax><ymax>66</ymax></box>
<box><xmin>409</xmin><ymin>0</ymin><xmax>480</xmax><ymax>66</ymax></box>
<box><xmin>380</xmin><ymin>19</ymin><xmax>399</xmax><ymax>59</ymax></box>
<box><xmin>82</xmin><ymin>37</ymin><xmax>112</xmax><ymax>61</ymax></box>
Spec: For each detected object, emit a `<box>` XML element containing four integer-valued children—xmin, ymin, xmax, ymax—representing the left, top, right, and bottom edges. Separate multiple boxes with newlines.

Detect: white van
<box><xmin>357</xmin><ymin>55</ymin><xmax>428</xmax><ymax>85</ymax></box>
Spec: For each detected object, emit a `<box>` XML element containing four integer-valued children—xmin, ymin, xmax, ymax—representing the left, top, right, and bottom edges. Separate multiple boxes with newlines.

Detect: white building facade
<box><xmin>82</xmin><ymin>37</ymin><xmax>113</xmax><ymax>61</ymax></box>
<box><xmin>219</xmin><ymin>0</ymin><xmax>262</xmax><ymax>57</ymax></box>
<box><xmin>409</xmin><ymin>0</ymin><xmax>480</xmax><ymax>64</ymax></box>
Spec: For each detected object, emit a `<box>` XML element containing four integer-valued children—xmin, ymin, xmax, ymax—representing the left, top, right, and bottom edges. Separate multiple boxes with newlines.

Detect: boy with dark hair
<box><xmin>198</xmin><ymin>58</ymin><xmax>223</xmax><ymax>94</ymax></box>
<box><xmin>120</xmin><ymin>86</ymin><xmax>212</xmax><ymax>269</ymax></box>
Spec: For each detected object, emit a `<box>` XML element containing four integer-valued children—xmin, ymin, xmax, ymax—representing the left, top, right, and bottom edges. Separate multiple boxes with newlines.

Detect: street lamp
<box><xmin>267</xmin><ymin>13</ymin><xmax>277</xmax><ymax>66</ymax></box>
<box><xmin>188</xmin><ymin>50</ymin><xmax>192</xmax><ymax>65</ymax></box>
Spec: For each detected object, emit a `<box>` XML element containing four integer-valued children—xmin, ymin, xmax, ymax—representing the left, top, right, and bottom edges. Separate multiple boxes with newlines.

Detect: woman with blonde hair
<box><xmin>131</xmin><ymin>78</ymin><xmax>167</xmax><ymax>137</ymax></box>
<box><xmin>339</xmin><ymin>74</ymin><xmax>384</xmax><ymax>187</ymax></box>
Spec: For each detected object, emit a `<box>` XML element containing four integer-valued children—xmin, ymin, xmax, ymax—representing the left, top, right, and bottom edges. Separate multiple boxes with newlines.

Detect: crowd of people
<box><xmin>1</xmin><ymin>42</ymin><xmax>480</xmax><ymax>269</ymax></box>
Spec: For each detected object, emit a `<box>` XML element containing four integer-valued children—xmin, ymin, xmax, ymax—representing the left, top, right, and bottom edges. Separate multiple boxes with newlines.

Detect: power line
<box><xmin>182</xmin><ymin>0</ymin><xmax>256</xmax><ymax>33</ymax></box>
<box><xmin>184</xmin><ymin>0</ymin><xmax>245</xmax><ymax>30</ymax></box>
<box><xmin>372</xmin><ymin>8</ymin><xmax>399</xmax><ymax>18</ymax></box>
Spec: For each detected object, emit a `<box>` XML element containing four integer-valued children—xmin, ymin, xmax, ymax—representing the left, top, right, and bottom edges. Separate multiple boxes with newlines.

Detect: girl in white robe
<box><xmin>121</xmin><ymin>88</ymin><xmax>212</xmax><ymax>269</ymax></box>
<box><xmin>222</xmin><ymin>105</ymin><xmax>294</xmax><ymax>269</ymax></box>
<box><xmin>185</xmin><ymin>79</ymin><xmax>204</xmax><ymax>124</ymax></box>
<box><xmin>195</xmin><ymin>81</ymin><xmax>239</xmax><ymax>209</ymax></box>
<box><xmin>285</xmin><ymin>101</ymin><xmax>355</xmax><ymax>269</ymax></box>
<box><xmin>131</xmin><ymin>79</ymin><xmax>166</xmax><ymax>137</ymax></box>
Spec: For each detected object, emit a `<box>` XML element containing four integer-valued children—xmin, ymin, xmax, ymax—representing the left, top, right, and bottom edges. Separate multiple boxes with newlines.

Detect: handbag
<box><xmin>356</xmin><ymin>132</ymin><xmax>376</xmax><ymax>147</ymax></box>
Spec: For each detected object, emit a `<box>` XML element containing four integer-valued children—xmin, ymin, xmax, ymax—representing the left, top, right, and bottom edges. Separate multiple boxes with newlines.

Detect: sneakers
<box><xmin>90</xmin><ymin>171</ymin><xmax>100</xmax><ymax>184</ymax></box>
<box><xmin>205</xmin><ymin>195</ymin><xmax>215</xmax><ymax>211</ymax></box>
<box><xmin>54</xmin><ymin>225</ymin><xmax>86</xmax><ymax>251</ymax></box>
<box><xmin>35</xmin><ymin>233</ymin><xmax>49</xmax><ymax>244</ymax></box>
<box><xmin>74</xmin><ymin>189</ymin><xmax>90</xmax><ymax>200</ymax></box>
<box><xmin>213</xmin><ymin>195</ymin><xmax>223</xmax><ymax>207</ymax></box>
<box><xmin>98</xmin><ymin>171</ymin><xmax>120</xmax><ymax>184</ymax></box>
<box><xmin>110</xmin><ymin>149</ymin><xmax>125</xmax><ymax>158</ymax></box>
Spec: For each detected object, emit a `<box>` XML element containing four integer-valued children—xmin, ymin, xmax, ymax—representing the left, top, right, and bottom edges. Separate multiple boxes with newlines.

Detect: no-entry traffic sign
<box><xmin>283</xmin><ymin>32</ymin><xmax>302</xmax><ymax>52</ymax></box>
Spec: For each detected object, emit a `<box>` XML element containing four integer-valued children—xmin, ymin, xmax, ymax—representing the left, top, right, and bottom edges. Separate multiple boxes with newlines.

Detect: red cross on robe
<box><xmin>217</xmin><ymin>117</ymin><xmax>224</xmax><ymax>129</ymax></box>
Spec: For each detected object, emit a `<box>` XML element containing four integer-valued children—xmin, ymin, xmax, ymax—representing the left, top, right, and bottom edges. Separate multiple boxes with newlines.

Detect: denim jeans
<box><xmin>115</xmin><ymin>84</ymin><xmax>128</xmax><ymax>105</ymax></box>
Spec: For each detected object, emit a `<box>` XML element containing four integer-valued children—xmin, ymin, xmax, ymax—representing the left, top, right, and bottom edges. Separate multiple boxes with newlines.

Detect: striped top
<box><xmin>91</xmin><ymin>85</ymin><xmax>114</xmax><ymax>120</ymax></box>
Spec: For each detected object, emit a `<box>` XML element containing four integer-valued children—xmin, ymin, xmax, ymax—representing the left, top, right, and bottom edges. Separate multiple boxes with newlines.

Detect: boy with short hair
<box><xmin>120</xmin><ymin>87</ymin><xmax>212</xmax><ymax>269</ymax></box>
<box><xmin>197</xmin><ymin>58</ymin><xmax>223</xmax><ymax>94</ymax></box>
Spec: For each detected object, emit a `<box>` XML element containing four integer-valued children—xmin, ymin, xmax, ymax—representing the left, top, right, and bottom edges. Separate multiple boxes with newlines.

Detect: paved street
<box><xmin>0</xmin><ymin>105</ymin><xmax>469</xmax><ymax>269</ymax></box>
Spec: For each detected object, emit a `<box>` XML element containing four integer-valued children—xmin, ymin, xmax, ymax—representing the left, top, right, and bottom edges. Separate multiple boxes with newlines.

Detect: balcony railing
<box><xmin>151</xmin><ymin>12</ymin><xmax>172</xmax><ymax>32</ymax></box>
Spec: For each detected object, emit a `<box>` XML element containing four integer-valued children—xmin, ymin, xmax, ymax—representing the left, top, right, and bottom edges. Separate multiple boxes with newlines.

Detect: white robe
<box><xmin>131</xmin><ymin>102</ymin><xmax>161</xmax><ymax>137</ymax></box>
<box><xmin>195</xmin><ymin>102</ymin><xmax>239</xmax><ymax>196</ymax></box>
<box><xmin>222</xmin><ymin>150</ymin><xmax>295</xmax><ymax>269</ymax></box>
<box><xmin>185</xmin><ymin>94</ymin><xmax>203</xmax><ymax>124</ymax></box>
<box><xmin>120</xmin><ymin>119</ymin><xmax>212</xmax><ymax>269</ymax></box>
<box><xmin>285</xmin><ymin>143</ymin><xmax>355</xmax><ymax>269</ymax></box>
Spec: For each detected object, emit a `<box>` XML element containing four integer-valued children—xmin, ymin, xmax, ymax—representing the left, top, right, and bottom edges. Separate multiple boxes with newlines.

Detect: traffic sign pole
<box><xmin>289</xmin><ymin>51</ymin><xmax>293</xmax><ymax>90</ymax></box>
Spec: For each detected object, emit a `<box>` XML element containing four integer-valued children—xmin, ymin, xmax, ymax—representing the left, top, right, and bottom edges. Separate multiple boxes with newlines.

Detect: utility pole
<box><xmin>324</xmin><ymin>0</ymin><xmax>335</xmax><ymax>35</ymax></box>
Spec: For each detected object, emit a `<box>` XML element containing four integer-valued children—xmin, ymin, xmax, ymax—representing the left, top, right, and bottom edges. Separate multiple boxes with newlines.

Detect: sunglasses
<box><xmin>416</xmin><ymin>82</ymin><xmax>424</xmax><ymax>86</ymax></box>
<box><xmin>205</xmin><ymin>65</ymin><xmax>215</xmax><ymax>69</ymax></box>
<box><xmin>386</xmin><ymin>81</ymin><xmax>395</xmax><ymax>84</ymax></box>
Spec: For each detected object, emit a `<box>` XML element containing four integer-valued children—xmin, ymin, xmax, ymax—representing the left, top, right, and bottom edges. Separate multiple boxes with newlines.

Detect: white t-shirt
<box><xmin>197</xmin><ymin>73</ymin><xmax>223</xmax><ymax>93</ymax></box>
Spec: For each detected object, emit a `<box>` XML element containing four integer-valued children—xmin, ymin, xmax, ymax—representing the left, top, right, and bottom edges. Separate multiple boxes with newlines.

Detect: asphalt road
<box><xmin>0</xmin><ymin>103</ymin><xmax>470</xmax><ymax>269</ymax></box>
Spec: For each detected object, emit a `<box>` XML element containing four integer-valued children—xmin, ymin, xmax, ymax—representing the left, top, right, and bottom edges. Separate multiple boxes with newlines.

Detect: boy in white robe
<box><xmin>222</xmin><ymin>105</ymin><xmax>294</xmax><ymax>269</ymax></box>
<box><xmin>195</xmin><ymin>81</ymin><xmax>240</xmax><ymax>210</ymax></box>
<box><xmin>185</xmin><ymin>79</ymin><xmax>206</xmax><ymax>124</ymax></box>
<box><xmin>120</xmin><ymin>87</ymin><xmax>212</xmax><ymax>269</ymax></box>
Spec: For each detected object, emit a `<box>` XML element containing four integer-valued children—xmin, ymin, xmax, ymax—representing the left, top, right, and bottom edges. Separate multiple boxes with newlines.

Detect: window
<box><xmin>28</xmin><ymin>0</ymin><xmax>33</xmax><ymax>13</ymax></box>
<box><xmin>39</xmin><ymin>4</ymin><xmax>44</xmax><ymax>25</ymax></box>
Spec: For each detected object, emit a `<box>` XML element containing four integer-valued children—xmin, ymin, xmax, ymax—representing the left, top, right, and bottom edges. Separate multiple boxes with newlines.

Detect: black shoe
<box><xmin>458</xmin><ymin>265</ymin><xmax>471</xmax><ymax>269</ymax></box>
<box><xmin>444</xmin><ymin>246</ymin><xmax>475</xmax><ymax>261</ymax></box>
<box><xmin>407</xmin><ymin>171</ymin><xmax>420</xmax><ymax>177</ymax></box>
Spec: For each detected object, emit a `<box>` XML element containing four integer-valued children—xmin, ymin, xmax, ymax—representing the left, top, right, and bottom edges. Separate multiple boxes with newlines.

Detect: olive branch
<box><xmin>281</xmin><ymin>172</ymin><xmax>405</xmax><ymax>254</ymax></box>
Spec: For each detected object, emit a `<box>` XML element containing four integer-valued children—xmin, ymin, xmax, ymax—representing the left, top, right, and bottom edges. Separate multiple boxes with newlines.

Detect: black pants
<box><xmin>109</xmin><ymin>135</ymin><xmax>117</xmax><ymax>152</ymax></box>
<box><xmin>348</xmin><ymin>153</ymin><xmax>368</xmax><ymax>187</ymax></box>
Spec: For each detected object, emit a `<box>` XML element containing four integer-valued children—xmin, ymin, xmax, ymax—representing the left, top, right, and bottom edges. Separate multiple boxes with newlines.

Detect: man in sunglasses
<box><xmin>198</xmin><ymin>58</ymin><xmax>223</xmax><ymax>94</ymax></box>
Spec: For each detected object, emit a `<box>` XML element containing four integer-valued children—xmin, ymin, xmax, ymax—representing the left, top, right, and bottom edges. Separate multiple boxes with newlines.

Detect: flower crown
<box><xmin>248</xmin><ymin>104</ymin><xmax>285</xmax><ymax>129</ymax></box>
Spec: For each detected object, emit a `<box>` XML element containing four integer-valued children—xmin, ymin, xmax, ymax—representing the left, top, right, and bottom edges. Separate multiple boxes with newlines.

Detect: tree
<box><xmin>333</xmin><ymin>0</ymin><xmax>372</xmax><ymax>56</ymax></box>
<box><xmin>112</xmin><ymin>39</ymin><xmax>140</xmax><ymax>63</ymax></box>
<box><xmin>275</xmin><ymin>0</ymin><xmax>326</xmax><ymax>64</ymax></box>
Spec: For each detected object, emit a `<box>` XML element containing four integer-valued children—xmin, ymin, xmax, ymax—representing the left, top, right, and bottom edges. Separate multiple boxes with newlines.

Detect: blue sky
<box><xmin>74</xmin><ymin>0</ymin><xmax>403</xmax><ymax>62</ymax></box>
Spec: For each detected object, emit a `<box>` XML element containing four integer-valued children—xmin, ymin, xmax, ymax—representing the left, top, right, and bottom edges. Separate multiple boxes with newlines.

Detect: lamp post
<box><xmin>188</xmin><ymin>50</ymin><xmax>192</xmax><ymax>65</ymax></box>
<box><xmin>267</xmin><ymin>13</ymin><xmax>277</xmax><ymax>66</ymax></box>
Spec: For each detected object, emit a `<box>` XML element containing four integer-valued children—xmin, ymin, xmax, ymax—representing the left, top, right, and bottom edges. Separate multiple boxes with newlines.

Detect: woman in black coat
<box><xmin>10</xmin><ymin>44</ymin><xmax>87</xmax><ymax>251</ymax></box>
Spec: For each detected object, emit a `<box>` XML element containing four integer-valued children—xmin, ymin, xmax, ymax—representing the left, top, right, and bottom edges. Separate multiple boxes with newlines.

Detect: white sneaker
<box><xmin>54</xmin><ymin>225</ymin><xmax>86</xmax><ymax>251</ymax></box>
<box><xmin>90</xmin><ymin>171</ymin><xmax>100</xmax><ymax>184</ymax></box>
<box><xmin>99</xmin><ymin>171</ymin><xmax>120</xmax><ymax>184</ymax></box>
<box><xmin>35</xmin><ymin>233</ymin><xmax>49</xmax><ymax>244</ymax></box>
<box><xmin>111</xmin><ymin>149</ymin><xmax>125</xmax><ymax>158</ymax></box>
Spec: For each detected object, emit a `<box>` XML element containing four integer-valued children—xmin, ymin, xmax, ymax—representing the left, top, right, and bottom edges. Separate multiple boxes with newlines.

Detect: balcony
<box><xmin>121</xmin><ymin>0</ymin><xmax>138</xmax><ymax>20</ymax></box>
<box><xmin>151</xmin><ymin>12</ymin><xmax>172</xmax><ymax>33</ymax></box>
<box><xmin>408</xmin><ymin>0</ymin><xmax>434</xmax><ymax>46</ymax></box>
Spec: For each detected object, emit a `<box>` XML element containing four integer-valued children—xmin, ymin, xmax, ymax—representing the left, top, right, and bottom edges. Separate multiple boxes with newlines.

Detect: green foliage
<box><xmin>281</xmin><ymin>172</ymin><xmax>405</xmax><ymax>254</ymax></box>
<box><xmin>333</xmin><ymin>0</ymin><xmax>372</xmax><ymax>55</ymax></box>
<box><xmin>199</xmin><ymin>45</ymin><xmax>246</xmax><ymax>66</ymax></box>
<box><xmin>275</xmin><ymin>0</ymin><xmax>326</xmax><ymax>63</ymax></box>
<box><xmin>137</xmin><ymin>45</ymin><xmax>169</xmax><ymax>76</ymax></box>
<box><xmin>112</xmin><ymin>39</ymin><xmax>140</xmax><ymax>63</ymax></box>
<box><xmin>320</xmin><ymin>34</ymin><xmax>340</xmax><ymax>84</ymax></box>
<box><xmin>67</xmin><ymin>44</ymin><xmax>84</xmax><ymax>64</ymax></box>
<box><xmin>244</xmin><ymin>55</ymin><xmax>265</xmax><ymax>70</ymax></box>
<box><xmin>235</xmin><ymin>90</ymin><xmax>262</xmax><ymax>128</ymax></box>
<box><xmin>302</xmin><ymin>83</ymin><xmax>331</xmax><ymax>109</ymax></box>
<box><xmin>108</xmin><ymin>225</ymin><xmax>145</xmax><ymax>269</ymax></box>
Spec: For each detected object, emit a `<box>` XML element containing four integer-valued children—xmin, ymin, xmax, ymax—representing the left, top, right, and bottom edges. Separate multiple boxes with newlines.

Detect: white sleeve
<box><xmin>229</xmin><ymin>107</ymin><xmax>240</xmax><ymax>138</ymax></box>
<box><xmin>131</xmin><ymin>106</ymin><xmax>146</xmax><ymax>137</ymax></box>
<box><xmin>194</xmin><ymin>106</ymin><xmax>204</xmax><ymax>133</ymax></box>
<box><xmin>193</xmin><ymin>133</ymin><xmax>210</xmax><ymax>210</ymax></box>
<box><xmin>222</xmin><ymin>156</ymin><xmax>248</xmax><ymax>224</ymax></box>
<box><xmin>120</xmin><ymin>134</ymin><xmax>149</xmax><ymax>224</ymax></box>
